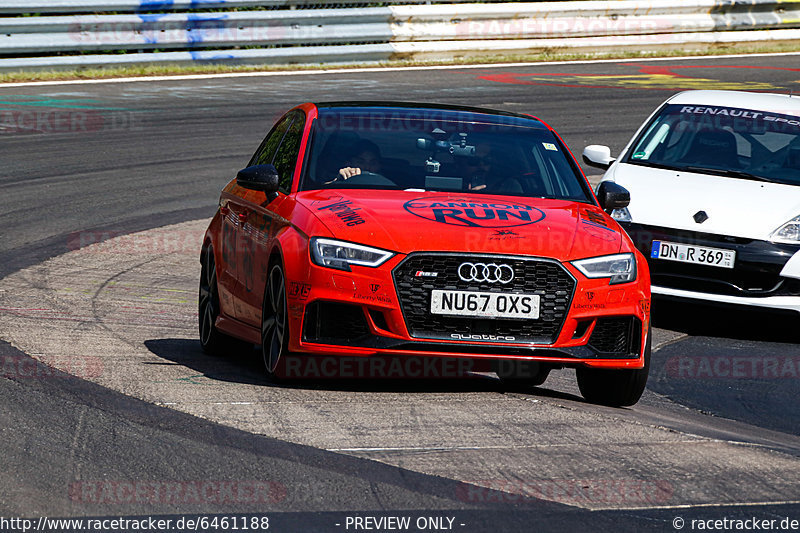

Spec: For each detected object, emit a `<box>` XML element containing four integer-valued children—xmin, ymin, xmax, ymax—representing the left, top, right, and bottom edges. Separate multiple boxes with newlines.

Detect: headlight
<box><xmin>310</xmin><ymin>237</ymin><xmax>395</xmax><ymax>271</ymax></box>
<box><xmin>610</xmin><ymin>207</ymin><xmax>631</xmax><ymax>222</ymax></box>
<box><xmin>770</xmin><ymin>215</ymin><xmax>800</xmax><ymax>244</ymax></box>
<box><xmin>572</xmin><ymin>253</ymin><xmax>637</xmax><ymax>285</ymax></box>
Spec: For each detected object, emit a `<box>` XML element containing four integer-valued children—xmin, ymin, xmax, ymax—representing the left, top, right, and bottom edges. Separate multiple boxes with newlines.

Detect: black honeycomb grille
<box><xmin>393</xmin><ymin>254</ymin><xmax>576</xmax><ymax>344</ymax></box>
<box><xmin>302</xmin><ymin>301</ymin><xmax>370</xmax><ymax>343</ymax></box>
<box><xmin>588</xmin><ymin>317</ymin><xmax>639</xmax><ymax>355</ymax></box>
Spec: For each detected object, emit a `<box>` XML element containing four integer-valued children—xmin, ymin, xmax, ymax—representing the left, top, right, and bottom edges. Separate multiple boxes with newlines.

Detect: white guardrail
<box><xmin>0</xmin><ymin>0</ymin><xmax>799</xmax><ymax>71</ymax></box>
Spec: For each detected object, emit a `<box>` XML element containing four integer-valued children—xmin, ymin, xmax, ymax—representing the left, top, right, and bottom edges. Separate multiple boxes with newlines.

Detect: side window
<box><xmin>249</xmin><ymin>114</ymin><xmax>292</xmax><ymax>167</ymax></box>
<box><xmin>273</xmin><ymin>111</ymin><xmax>306</xmax><ymax>193</ymax></box>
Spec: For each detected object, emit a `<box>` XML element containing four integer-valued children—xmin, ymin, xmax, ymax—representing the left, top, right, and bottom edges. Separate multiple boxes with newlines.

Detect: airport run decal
<box><xmin>475</xmin><ymin>64</ymin><xmax>800</xmax><ymax>91</ymax></box>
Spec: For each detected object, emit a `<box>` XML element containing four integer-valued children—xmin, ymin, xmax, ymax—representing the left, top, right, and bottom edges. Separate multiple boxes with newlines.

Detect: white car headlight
<box><xmin>610</xmin><ymin>207</ymin><xmax>631</xmax><ymax>222</ymax></box>
<box><xmin>572</xmin><ymin>253</ymin><xmax>637</xmax><ymax>285</ymax></box>
<box><xmin>770</xmin><ymin>216</ymin><xmax>800</xmax><ymax>244</ymax></box>
<box><xmin>310</xmin><ymin>237</ymin><xmax>394</xmax><ymax>271</ymax></box>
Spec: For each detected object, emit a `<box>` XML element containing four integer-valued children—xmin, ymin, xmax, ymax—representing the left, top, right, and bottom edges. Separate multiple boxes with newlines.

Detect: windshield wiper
<box><xmin>680</xmin><ymin>166</ymin><xmax>778</xmax><ymax>183</ymax></box>
<box><xmin>626</xmin><ymin>160</ymin><xmax>680</xmax><ymax>171</ymax></box>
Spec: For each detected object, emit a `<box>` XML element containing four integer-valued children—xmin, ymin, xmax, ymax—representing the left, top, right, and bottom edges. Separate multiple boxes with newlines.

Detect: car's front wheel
<box><xmin>261</xmin><ymin>260</ymin><xmax>291</xmax><ymax>379</ymax></box>
<box><xmin>576</xmin><ymin>325</ymin><xmax>651</xmax><ymax>407</ymax></box>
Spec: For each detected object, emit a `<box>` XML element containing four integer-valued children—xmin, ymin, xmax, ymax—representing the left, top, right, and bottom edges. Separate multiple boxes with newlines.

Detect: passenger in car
<box><xmin>460</xmin><ymin>144</ymin><xmax>496</xmax><ymax>191</ymax></box>
<box><xmin>460</xmin><ymin>144</ymin><xmax>523</xmax><ymax>194</ymax></box>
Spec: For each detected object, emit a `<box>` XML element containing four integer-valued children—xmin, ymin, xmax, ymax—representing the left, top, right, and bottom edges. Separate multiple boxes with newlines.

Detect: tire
<box><xmin>261</xmin><ymin>260</ymin><xmax>291</xmax><ymax>379</ymax></box>
<box><xmin>198</xmin><ymin>246</ymin><xmax>242</xmax><ymax>355</ymax></box>
<box><xmin>494</xmin><ymin>360</ymin><xmax>551</xmax><ymax>390</ymax></box>
<box><xmin>576</xmin><ymin>325</ymin><xmax>651</xmax><ymax>407</ymax></box>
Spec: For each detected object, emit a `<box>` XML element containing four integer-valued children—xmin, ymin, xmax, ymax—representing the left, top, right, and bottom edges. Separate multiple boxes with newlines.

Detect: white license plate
<box><xmin>430</xmin><ymin>290</ymin><xmax>540</xmax><ymax>319</ymax></box>
<box><xmin>651</xmin><ymin>240</ymin><xmax>735</xmax><ymax>269</ymax></box>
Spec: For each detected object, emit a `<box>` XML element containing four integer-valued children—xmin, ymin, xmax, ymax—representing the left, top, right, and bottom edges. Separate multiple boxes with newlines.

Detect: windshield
<box><xmin>301</xmin><ymin>107</ymin><xmax>592</xmax><ymax>202</ymax></box>
<box><xmin>626</xmin><ymin>103</ymin><xmax>800</xmax><ymax>185</ymax></box>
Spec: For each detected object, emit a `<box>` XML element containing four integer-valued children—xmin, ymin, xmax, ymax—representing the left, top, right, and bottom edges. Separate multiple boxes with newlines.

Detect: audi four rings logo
<box><xmin>458</xmin><ymin>262</ymin><xmax>515</xmax><ymax>284</ymax></box>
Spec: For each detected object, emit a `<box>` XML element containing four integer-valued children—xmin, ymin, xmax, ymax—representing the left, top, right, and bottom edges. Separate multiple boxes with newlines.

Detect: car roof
<box><xmin>314</xmin><ymin>101</ymin><xmax>547</xmax><ymax>126</ymax></box>
<box><xmin>666</xmin><ymin>90</ymin><xmax>800</xmax><ymax>117</ymax></box>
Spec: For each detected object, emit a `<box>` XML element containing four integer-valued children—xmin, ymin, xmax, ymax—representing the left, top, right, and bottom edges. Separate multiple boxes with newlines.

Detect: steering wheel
<box><xmin>338</xmin><ymin>171</ymin><xmax>396</xmax><ymax>187</ymax></box>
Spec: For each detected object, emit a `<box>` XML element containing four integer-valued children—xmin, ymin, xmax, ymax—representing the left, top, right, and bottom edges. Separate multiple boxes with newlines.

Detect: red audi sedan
<box><xmin>199</xmin><ymin>102</ymin><xmax>651</xmax><ymax>406</ymax></box>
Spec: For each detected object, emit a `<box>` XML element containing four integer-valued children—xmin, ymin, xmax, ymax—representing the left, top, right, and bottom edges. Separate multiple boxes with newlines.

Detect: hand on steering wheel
<box><xmin>338</xmin><ymin>167</ymin><xmax>362</xmax><ymax>180</ymax></box>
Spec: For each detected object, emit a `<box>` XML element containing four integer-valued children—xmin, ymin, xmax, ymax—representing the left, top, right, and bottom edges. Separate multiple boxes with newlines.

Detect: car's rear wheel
<box><xmin>494</xmin><ymin>360</ymin><xmax>551</xmax><ymax>390</ymax></box>
<box><xmin>576</xmin><ymin>325</ymin><xmax>651</xmax><ymax>407</ymax></box>
<box><xmin>261</xmin><ymin>260</ymin><xmax>290</xmax><ymax>379</ymax></box>
<box><xmin>199</xmin><ymin>246</ymin><xmax>241</xmax><ymax>355</ymax></box>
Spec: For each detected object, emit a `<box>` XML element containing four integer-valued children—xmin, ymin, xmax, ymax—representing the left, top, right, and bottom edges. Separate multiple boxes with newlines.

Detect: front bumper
<box><xmin>623</xmin><ymin>222</ymin><xmax>800</xmax><ymax>302</ymax></box>
<box><xmin>652</xmin><ymin>286</ymin><xmax>800</xmax><ymax>313</ymax></box>
<box><xmin>287</xmin><ymin>252</ymin><xmax>650</xmax><ymax>369</ymax></box>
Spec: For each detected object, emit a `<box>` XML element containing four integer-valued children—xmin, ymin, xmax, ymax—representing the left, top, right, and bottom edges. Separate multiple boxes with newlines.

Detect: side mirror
<box><xmin>582</xmin><ymin>145</ymin><xmax>615</xmax><ymax>170</ymax></box>
<box><xmin>596</xmin><ymin>181</ymin><xmax>630</xmax><ymax>212</ymax></box>
<box><xmin>236</xmin><ymin>164</ymin><xmax>280</xmax><ymax>192</ymax></box>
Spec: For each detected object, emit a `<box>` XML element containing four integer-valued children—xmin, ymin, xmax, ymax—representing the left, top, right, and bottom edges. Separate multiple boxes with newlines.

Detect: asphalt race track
<box><xmin>2</xmin><ymin>55</ymin><xmax>800</xmax><ymax>532</ymax></box>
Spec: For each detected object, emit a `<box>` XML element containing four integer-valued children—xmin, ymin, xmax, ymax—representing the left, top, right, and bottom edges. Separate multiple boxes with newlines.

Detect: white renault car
<box><xmin>583</xmin><ymin>90</ymin><xmax>800</xmax><ymax>312</ymax></box>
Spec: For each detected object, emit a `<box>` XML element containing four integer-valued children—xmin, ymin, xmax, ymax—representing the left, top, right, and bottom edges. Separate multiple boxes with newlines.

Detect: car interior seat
<box><xmin>779</xmin><ymin>142</ymin><xmax>800</xmax><ymax>181</ymax></box>
<box><xmin>678</xmin><ymin>129</ymin><xmax>740</xmax><ymax>168</ymax></box>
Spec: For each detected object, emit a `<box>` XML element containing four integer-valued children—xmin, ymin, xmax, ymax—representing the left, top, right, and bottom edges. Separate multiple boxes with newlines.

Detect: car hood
<box><xmin>610</xmin><ymin>163</ymin><xmax>800</xmax><ymax>240</ymax></box>
<box><xmin>296</xmin><ymin>190</ymin><xmax>622</xmax><ymax>260</ymax></box>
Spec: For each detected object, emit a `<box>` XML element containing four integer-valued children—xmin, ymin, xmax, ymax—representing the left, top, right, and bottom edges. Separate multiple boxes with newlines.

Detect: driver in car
<box><xmin>330</xmin><ymin>140</ymin><xmax>383</xmax><ymax>182</ymax></box>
